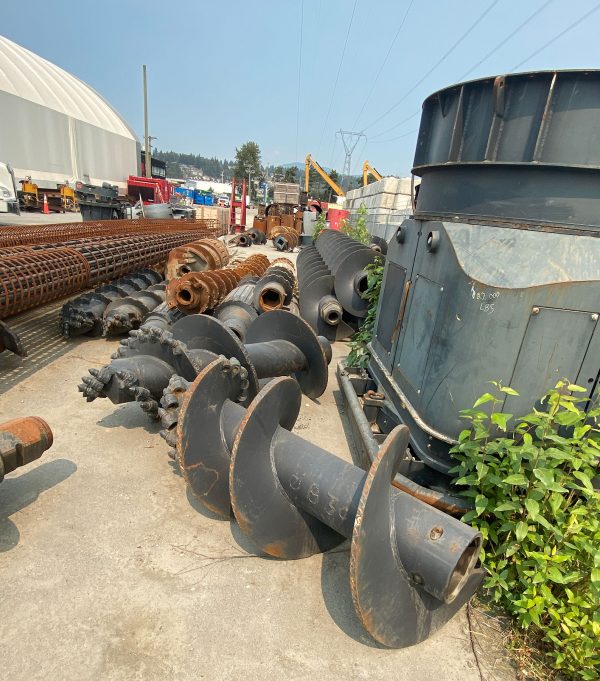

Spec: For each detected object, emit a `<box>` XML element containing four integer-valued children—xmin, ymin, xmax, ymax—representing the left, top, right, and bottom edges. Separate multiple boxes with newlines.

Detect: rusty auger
<box><xmin>0</xmin><ymin>417</ymin><xmax>54</xmax><ymax>484</ymax></box>
<box><xmin>169</xmin><ymin>356</ymin><xmax>484</xmax><ymax>648</ymax></box>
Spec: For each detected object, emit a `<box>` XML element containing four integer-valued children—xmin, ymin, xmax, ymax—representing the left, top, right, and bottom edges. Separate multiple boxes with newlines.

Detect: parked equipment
<box><xmin>362</xmin><ymin>160</ymin><xmax>382</xmax><ymax>186</ymax></box>
<box><xmin>343</xmin><ymin>69</ymin><xmax>600</xmax><ymax>491</ymax></box>
<box><xmin>305</xmin><ymin>154</ymin><xmax>345</xmax><ymax>197</ymax></box>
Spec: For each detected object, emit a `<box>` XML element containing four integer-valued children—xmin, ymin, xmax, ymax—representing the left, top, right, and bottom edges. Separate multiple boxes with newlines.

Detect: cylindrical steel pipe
<box><xmin>0</xmin><ymin>417</ymin><xmax>54</xmax><ymax>483</ymax></box>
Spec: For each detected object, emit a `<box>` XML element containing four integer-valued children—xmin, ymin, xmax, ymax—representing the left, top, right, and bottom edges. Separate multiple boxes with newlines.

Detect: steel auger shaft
<box><xmin>79</xmin><ymin>310</ymin><xmax>331</xmax><ymax>417</ymax></box>
<box><xmin>172</xmin><ymin>357</ymin><xmax>484</xmax><ymax>648</ymax></box>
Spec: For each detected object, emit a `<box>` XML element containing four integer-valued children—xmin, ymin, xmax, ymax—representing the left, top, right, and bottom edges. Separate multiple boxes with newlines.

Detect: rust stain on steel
<box><xmin>390</xmin><ymin>478</ymin><xmax>468</xmax><ymax>516</ymax></box>
<box><xmin>165</xmin><ymin>238</ymin><xmax>230</xmax><ymax>280</ymax></box>
<box><xmin>0</xmin><ymin>247</ymin><xmax>90</xmax><ymax>318</ymax></box>
<box><xmin>0</xmin><ymin>416</ymin><xmax>54</xmax><ymax>480</ymax></box>
<box><xmin>0</xmin><ymin>218</ymin><xmax>224</xmax><ymax>248</ymax></box>
<box><xmin>166</xmin><ymin>254</ymin><xmax>269</xmax><ymax>314</ymax></box>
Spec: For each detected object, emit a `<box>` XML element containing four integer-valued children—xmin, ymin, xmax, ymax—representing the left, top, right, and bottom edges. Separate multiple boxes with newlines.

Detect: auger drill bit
<box><xmin>252</xmin><ymin>259</ymin><xmax>296</xmax><ymax>312</ymax></box>
<box><xmin>245</xmin><ymin>228</ymin><xmax>266</xmax><ymax>245</ymax></box>
<box><xmin>102</xmin><ymin>283</ymin><xmax>166</xmax><ymax>336</ymax></box>
<box><xmin>0</xmin><ymin>417</ymin><xmax>53</xmax><ymax>483</ymax></box>
<box><xmin>78</xmin><ymin>326</ymin><xmax>224</xmax><ymax>416</ymax></box>
<box><xmin>170</xmin><ymin>356</ymin><xmax>484</xmax><ymax>647</ymax></box>
<box><xmin>60</xmin><ymin>269</ymin><xmax>162</xmax><ymax>338</ymax></box>
<box><xmin>297</xmin><ymin>245</ymin><xmax>354</xmax><ymax>342</ymax></box>
<box><xmin>314</xmin><ymin>230</ymin><xmax>379</xmax><ymax>318</ymax></box>
<box><xmin>214</xmin><ymin>279</ymin><xmax>259</xmax><ymax>340</ymax></box>
<box><xmin>171</xmin><ymin>310</ymin><xmax>331</xmax><ymax>399</ymax></box>
<box><xmin>79</xmin><ymin>310</ymin><xmax>331</xmax><ymax>419</ymax></box>
<box><xmin>166</xmin><ymin>238</ymin><xmax>229</xmax><ymax>280</ymax></box>
<box><xmin>165</xmin><ymin>254</ymin><xmax>270</xmax><ymax>315</ymax></box>
<box><xmin>270</xmin><ymin>226</ymin><xmax>299</xmax><ymax>252</ymax></box>
<box><xmin>0</xmin><ymin>320</ymin><xmax>27</xmax><ymax>357</ymax></box>
<box><xmin>139</xmin><ymin>302</ymin><xmax>184</xmax><ymax>333</ymax></box>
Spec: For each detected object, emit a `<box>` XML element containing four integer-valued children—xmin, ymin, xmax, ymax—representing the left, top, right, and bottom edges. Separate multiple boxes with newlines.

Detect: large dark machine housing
<box><xmin>361</xmin><ymin>70</ymin><xmax>600</xmax><ymax>478</ymax></box>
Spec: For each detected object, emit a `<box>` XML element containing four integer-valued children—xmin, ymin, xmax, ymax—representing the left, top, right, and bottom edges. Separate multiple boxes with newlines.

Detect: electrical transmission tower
<box><xmin>337</xmin><ymin>129</ymin><xmax>366</xmax><ymax>188</ymax></box>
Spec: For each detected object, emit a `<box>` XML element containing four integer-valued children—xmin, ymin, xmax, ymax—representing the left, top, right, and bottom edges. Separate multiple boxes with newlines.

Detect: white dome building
<box><xmin>0</xmin><ymin>35</ymin><xmax>140</xmax><ymax>191</ymax></box>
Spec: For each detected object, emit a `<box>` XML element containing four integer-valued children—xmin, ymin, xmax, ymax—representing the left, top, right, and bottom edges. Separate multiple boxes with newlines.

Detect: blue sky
<box><xmin>3</xmin><ymin>0</ymin><xmax>600</xmax><ymax>176</ymax></box>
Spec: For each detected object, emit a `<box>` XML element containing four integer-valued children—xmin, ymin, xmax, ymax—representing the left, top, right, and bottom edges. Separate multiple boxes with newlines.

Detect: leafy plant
<box><xmin>341</xmin><ymin>203</ymin><xmax>370</xmax><ymax>244</ymax></box>
<box><xmin>312</xmin><ymin>212</ymin><xmax>327</xmax><ymax>242</ymax></box>
<box><xmin>451</xmin><ymin>381</ymin><xmax>600</xmax><ymax>680</ymax></box>
<box><xmin>346</xmin><ymin>258</ymin><xmax>384</xmax><ymax>368</ymax></box>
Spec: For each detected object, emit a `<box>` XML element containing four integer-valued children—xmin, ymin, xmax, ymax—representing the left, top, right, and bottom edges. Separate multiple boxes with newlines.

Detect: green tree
<box><xmin>283</xmin><ymin>166</ymin><xmax>298</xmax><ymax>183</ymax></box>
<box><xmin>233</xmin><ymin>141</ymin><xmax>261</xmax><ymax>200</ymax></box>
<box><xmin>233</xmin><ymin>141</ymin><xmax>261</xmax><ymax>181</ymax></box>
<box><xmin>272</xmin><ymin>166</ymin><xmax>285</xmax><ymax>181</ymax></box>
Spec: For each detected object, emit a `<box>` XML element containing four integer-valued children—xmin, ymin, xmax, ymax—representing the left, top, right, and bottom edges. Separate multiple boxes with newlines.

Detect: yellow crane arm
<box><xmin>305</xmin><ymin>154</ymin><xmax>345</xmax><ymax>197</ymax></box>
<box><xmin>363</xmin><ymin>160</ymin><xmax>382</xmax><ymax>186</ymax></box>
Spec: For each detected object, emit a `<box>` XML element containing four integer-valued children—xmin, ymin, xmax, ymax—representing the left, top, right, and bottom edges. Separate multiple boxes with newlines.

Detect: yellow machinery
<box><xmin>305</xmin><ymin>154</ymin><xmax>345</xmax><ymax>197</ymax></box>
<box><xmin>18</xmin><ymin>177</ymin><xmax>39</xmax><ymax>210</ymax></box>
<box><xmin>58</xmin><ymin>183</ymin><xmax>77</xmax><ymax>212</ymax></box>
<box><xmin>362</xmin><ymin>160</ymin><xmax>382</xmax><ymax>186</ymax></box>
<box><xmin>17</xmin><ymin>178</ymin><xmax>77</xmax><ymax>212</ymax></box>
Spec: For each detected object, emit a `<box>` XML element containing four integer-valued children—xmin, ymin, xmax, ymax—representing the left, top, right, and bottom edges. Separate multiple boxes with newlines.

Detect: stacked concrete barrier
<box><xmin>344</xmin><ymin>177</ymin><xmax>417</xmax><ymax>241</ymax></box>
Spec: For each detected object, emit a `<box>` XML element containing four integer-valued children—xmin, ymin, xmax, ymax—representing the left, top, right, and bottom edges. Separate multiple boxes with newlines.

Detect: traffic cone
<box><xmin>42</xmin><ymin>193</ymin><xmax>49</xmax><ymax>214</ymax></box>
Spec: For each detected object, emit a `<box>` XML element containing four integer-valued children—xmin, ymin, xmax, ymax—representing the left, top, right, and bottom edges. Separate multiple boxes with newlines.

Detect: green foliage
<box><xmin>312</xmin><ymin>212</ymin><xmax>327</xmax><ymax>242</ymax></box>
<box><xmin>154</xmin><ymin>149</ymin><xmax>233</xmax><ymax>181</ymax></box>
<box><xmin>283</xmin><ymin>166</ymin><xmax>298</xmax><ymax>183</ymax></box>
<box><xmin>233</xmin><ymin>141</ymin><xmax>262</xmax><ymax>199</ymax></box>
<box><xmin>346</xmin><ymin>258</ymin><xmax>384</xmax><ymax>368</ymax></box>
<box><xmin>451</xmin><ymin>381</ymin><xmax>600</xmax><ymax>680</ymax></box>
<box><xmin>341</xmin><ymin>203</ymin><xmax>370</xmax><ymax>244</ymax></box>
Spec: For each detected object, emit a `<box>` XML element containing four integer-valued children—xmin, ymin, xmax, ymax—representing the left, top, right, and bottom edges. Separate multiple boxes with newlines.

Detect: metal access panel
<box><xmin>503</xmin><ymin>307</ymin><xmax>597</xmax><ymax>416</ymax></box>
<box><xmin>393</xmin><ymin>275</ymin><xmax>444</xmax><ymax>402</ymax></box>
<box><xmin>374</xmin><ymin>261</ymin><xmax>406</xmax><ymax>354</ymax></box>
<box><xmin>371</xmin><ymin>219</ymin><xmax>422</xmax><ymax>372</ymax></box>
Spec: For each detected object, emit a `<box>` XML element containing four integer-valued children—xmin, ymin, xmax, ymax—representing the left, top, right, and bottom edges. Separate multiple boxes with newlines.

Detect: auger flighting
<box><xmin>164</xmin><ymin>356</ymin><xmax>484</xmax><ymax>648</ymax></box>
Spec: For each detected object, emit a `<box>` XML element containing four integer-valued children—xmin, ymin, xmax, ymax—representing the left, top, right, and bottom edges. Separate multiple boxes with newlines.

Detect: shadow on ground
<box><xmin>0</xmin><ymin>458</ymin><xmax>77</xmax><ymax>552</ymax></box>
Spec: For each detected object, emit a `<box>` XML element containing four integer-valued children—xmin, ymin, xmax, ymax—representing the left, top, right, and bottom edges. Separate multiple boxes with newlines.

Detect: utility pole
<box><xmin>143</xmin><ymin>65</ymin><xmax>151</xmax><ymax>178</ymax></box>
<box><xmin>337</xmin><ymin>129</ymin><xmax>366</xmax><ymax>189</ymax></box>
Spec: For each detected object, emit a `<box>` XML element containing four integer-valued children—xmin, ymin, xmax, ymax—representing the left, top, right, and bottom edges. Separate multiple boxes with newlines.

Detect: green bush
<box><xmin>451</xmin><ymin>381</ymin><xmax>600</xmax><ymax>680</ymax></box>
<box><xmin>346</xmin><ymin>258</ymin><xmax>384</xmax><ymax>368</ymax></box>
<box><xmin>312</xmin><ymin>212</ymin><xmax>327</xmax><ymax>242</ymax></box>
<box><xmin>341</xmin><ymin>203</ymin><xmax>370</xmax><ymax>244</ymax></box>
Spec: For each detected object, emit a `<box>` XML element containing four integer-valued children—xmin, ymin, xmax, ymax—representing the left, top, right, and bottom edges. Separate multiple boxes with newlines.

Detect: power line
<box><xmin>351</xmin><ymin>0</ymin><xmax>415</xmax><ymax>129</ymax></box>
<box><xmin>369</xmin><ymin>110</ymin><xmax>420</xmax><ymax>141</ymax></box>
<box><xmin>361</xmin><ymin>0</ymin><xmax>500</xmax><ymax>134</ymax></box>
<box><xmin>316</xmin><ymin>0</ymin><xmax>359</xmax><ymax>157</ymax></box>
<box><xmin>458</xmin><ymin>0</ymin><xmax>554</xmax><ymax>81</ymax></box>
<box><xmin>367</xmin><ymin>0</ymin><xmax>555</xmax><ymax>142</ymax></box>
<box><xmin>295</xmin><ymin>0</ymin><xmax>304</xmax><ymax>162</ymax></box>
<box><xmin>512</xmin><ymin>1</ymin><xmax>600</xmax><ymax>70</ymax></box>
<box><xmin>367</xmin><ymin>128</ymin><xmax>419</xmax><ymax>144</ymax></box>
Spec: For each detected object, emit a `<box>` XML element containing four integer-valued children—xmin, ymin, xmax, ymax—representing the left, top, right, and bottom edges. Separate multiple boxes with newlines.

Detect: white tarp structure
<box><xmin>0</xmin><ymin>35</ymin><xmax>139</xmax><ymax>191</ymax></box>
